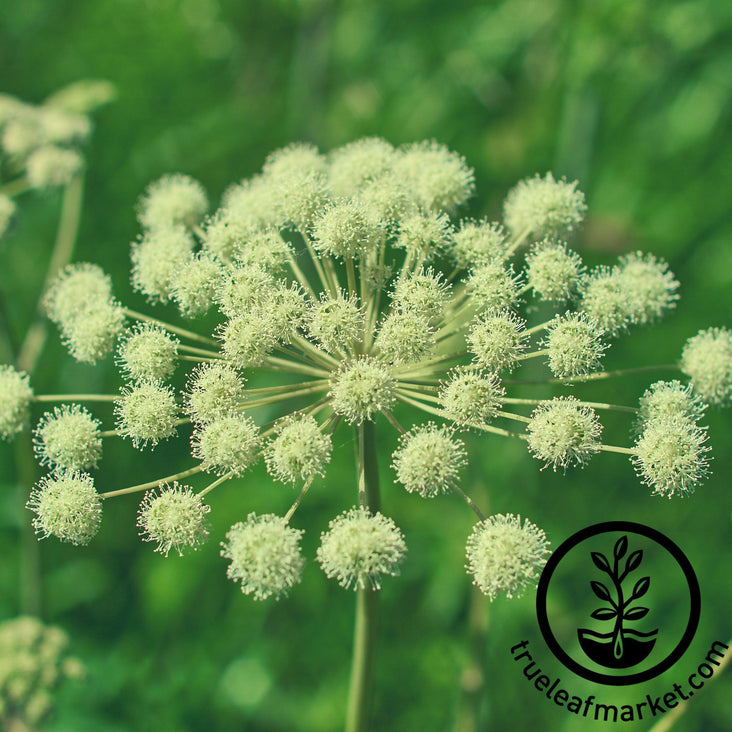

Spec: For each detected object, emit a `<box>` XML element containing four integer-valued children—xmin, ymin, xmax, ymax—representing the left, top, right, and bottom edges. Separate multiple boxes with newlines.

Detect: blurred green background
<box><xmin>1</xmin><ymin>0</ymin><xmax>731</xmax><ymax>730</ymax></box>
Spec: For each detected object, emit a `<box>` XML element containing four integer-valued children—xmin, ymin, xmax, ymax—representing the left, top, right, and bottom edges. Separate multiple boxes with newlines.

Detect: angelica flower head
<box><xmin>44</xmin><ymin>263</ymin><xmax>115</xmax><ymax>327</ymax></box>
<box><xmin>221</xmin><ymin>176</ymin><xmax>280</xmax><ymax>232</ymax></box>
<box><xmin>306</xmin><ymin>293</ymin><xmax>364</xmax><ymax>354</ymax></box>
<box><xmin>394</xmin><ymin>211</ymin><xmax>452</xmax><ymax>260</ymax></box>
<box><xmin>680</xmin><ymin>327</ymin><xmax>732</xmax><ymax>406</ymax></box>
<box><xmin>439</xmin><ymin>367</ymin><xmax>505</xmax><ymax>426</ymax></box>
<box><xmin>466</xmin><ymin>514</ymin><xmax>551</xmax><ymax>600</ymax></box>
<box><xmin>131</xmin><ymin>225</ymin><xmax>195</xmax><ymax>303</ymax></box>
<box><xmin>0</xmin><ymin>615</ymin><xmax>85</xmax><ymax>729</ymax></box>
<box><xmin>375</xmin><ymin>310</ymin><xmax>436</xmax><ymax>365</ymax></box>
<box><xmin>170</xmin><ymin>252</ymin><xmax>222</xmax><ymax>318</ymax></box>
<box><xmin>27</xmin><ymin>136</ymin><xmax>724</xmax><ymax>603</ymax></box>
<box><xmin>192</xmin><ymin>414</ymin><xmax>260</xmax><ymax>476</ymax></box>
<box><xmin>391</xmin><ymin>268</ymin><xmax>450</xmax><ymax>322</ymax></box>
<box><xmin>543</xmin><ymin>312</ymin><xmax>606</xmax><ymax>379</ymax></box>
<box><xmin>579</xmin><ymin>253</ymin><xmax>679</xmax><ymax>336</ymax></box>
<box><xmin>235</xmin><ymin>229</ymin><xmax>292</xmax><ymax>273</ymax></box>
<box><xmin>273</xmin><ymin>169</ymin><xmax>329</xmax><ymax>231</ymax></box>
<box><xmin>115</xmin><ymin>381</ymin><xmax>178</xmax><ymax>449</ymax></box>
<box><xmin>184</xmin><ymin>362</ymin><xmax>246</xmax><ymax>424</ymax></box>
<box><xmin>633</xmin><ymin>417</ymin><xmax>711</xmax><ymax>498</ymax></box>
<box><xmin>33</xmin><ymin>405</ymin><xmax>102</xmax><ymax>472</ymax></box>
<box><xmin>526</xmin><ymin>397</ymin><xmax>602</xmax><ymax>470</ymax></box>
<box><xmin>27</xmin><ymin>472</ymin><xmax>101</xmax><ymax>546</ymax></box>
<box><xmin>393</xmin><ymin>140</ymin><xmax>475</xmax><ymax>213</ymax></box>
<box><xmin>263</xmin><ymin>142</ymin><xmax>326</xmax><ymax>180</ymax></box>
<box><xmin>215</xmin><ymin>264</ymin><xmax>275</xmax><ymax>318</ymax></box>
<box><xmin>468</xmin><ymin>310</ymin><xmax>528</xmax><ymax>373</ymax></box>
<box><xmin>137</xmin><ymin>483</ymin><xmax>210</xmax><ymax>556</ymax></box>
<box><xmin>61</xmin><ymin>299</ymin><xmax>126</xmax><ymax>364</ymax></box>
<box><xmin>391</xmin><ymin>422</ymin><xmax>466</xmax><ymax>498</ymax></box>
<box><xmin>638</xmin><ymin>380</ymin><xmax>706</xmax><ymax>425</ymax></box>
<box><xmin>467</xmin><ymin>262</ymin><xmax>523</xmax><ymax>313</ymax></box>
<box><xmin>451</xmin><ymin>220</ymin><xmax>507</xmax><ymax>268</ymax></box>
<box><xmin>504</xmin><ymin>172</ymin><xmax>586</xmax><ymax>240</ymax></box>
<box><xmin>137</xmin><ymin>173</ymin><xmax>208</xmax><ymax>231</ymax></box>
<box><xmin>0</xmin><ymin>365</ymin><xmax>33</xmax><ymax>441</ymax></box>
<box><xmin>617</xmin><ymin>252</ymin><xmax>679</xmax><ymax>326</ymax></box>
<box><xmin>117</xmin><ymin>323</ymin><xmax>179</xmax><ymax>383</ymax></box>
<box><xmin>328</xmin><ymin>137</ymin><xmax>396</xmax><ymax>197</ymax></box>
<box><xmin>265</xmin><ymin>414</ymin><xmax>332</xmax><ymax>484</ymax></box>
<box><xmin>313</xmin><ymin>200</ymin><xmax>384</xmax><ymax>259</ymax></box>
<box><xmin>316</xmin><ymin>507</ymin><xmax>407</xmax><ymax>590</ymax></box>
<box><xmin>25</xmin><ymin>146</ymin><xmax>84</xmax><ymax>189</ymax></box>
<box><xmin>221</xmin><ymin>513</ymin><xmax>305</xmax><ymax>600</ymax></box>
<box><xmin>217</xmin><ymin>314</ymin><xmax>277</xmax><ymax>369</ymax></box>
<box><xmin>525</xmin><ymin>240</ymin><xmax>584</xmax><ymax>302</ymax></box>
<box><xmin>329</xmin><ymin>357</ymin><xmax>396</xmax><ymax>424</ymax></box>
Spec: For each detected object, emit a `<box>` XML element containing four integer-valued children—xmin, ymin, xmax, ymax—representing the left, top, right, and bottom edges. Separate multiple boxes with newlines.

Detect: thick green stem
<box><xmin>15</xmin><ymin>436</ymin><xmax>40</xmax><ymax>616</ymax></box>
<box><xmin>346</xmin><ymin>422</ymin><xmax>380</xmax><ymax>732</ymax></box>
<box><xmin>16</xmin><ymin>177</ymin><xmax>85</xmax><ymax>618</ymax></box>
<box><xmin>18</xmin><ymin>176</ymin><xmax>85</xmax><ymax>373</ymax></box>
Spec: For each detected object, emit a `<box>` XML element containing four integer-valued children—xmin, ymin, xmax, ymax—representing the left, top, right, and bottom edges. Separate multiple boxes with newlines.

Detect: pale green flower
<box><xmin>27</xmin><ymin>472</ymin><xmax>101</xmax><ymax>546</ymax></box>
<box><xmin>317</xmin><ymin>507</ymin><xmax>407</xmax><ymax>590</ymax></box>
<box><xmin>466</xmin><ymin>514</ymin><xmax>550</xmax><ymax>600</ymax></box>
<box><xmin>138</xmin><ymin>483</ymin><xmax>210</xmax><ymax>556</ymax></box>
<box><xmin>221</xmin><ymin>513</ymin><xmax>305</xmax><ymax>600</ymax></box>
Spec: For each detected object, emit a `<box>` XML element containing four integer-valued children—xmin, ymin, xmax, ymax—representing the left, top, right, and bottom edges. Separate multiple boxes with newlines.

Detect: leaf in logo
<box><xmin>624</xmin><ymin>607</ymin><xmax>649</xmax><ymax>621</ymax></box>
<box><xmin>624</xmin><ymin>549</ymin><xmax>643</xmax><ymax>575</ymax></box>
<box><xmin>631</xmin><ymin>576</ymin><xmax>650</xmax><ymax>600</ymax></box>
<box><xmin>591</xmin><ymin>608</ymin><xmax>617</xmax><ymax>620</ymax></box>
<box><xmin>591</xmin><ymin>580</ymin><xmax>612</xmax><ymax>602</ymax></box>
<box><xmin>613</xmin><ymin>535</ymin><xmax>628</xmax><ymax>561</ymax></box>
<box><xmin>591</xmin><ymin>551</ymin><xmax>611</xmax><ymax>574</ymax></box>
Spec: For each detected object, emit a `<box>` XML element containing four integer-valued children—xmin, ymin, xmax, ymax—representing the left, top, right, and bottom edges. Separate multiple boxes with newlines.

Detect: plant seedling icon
<box><xmin>577</xmin><ymin>536</ymin><xmax>658</xmax><ymax>669</ymax></box>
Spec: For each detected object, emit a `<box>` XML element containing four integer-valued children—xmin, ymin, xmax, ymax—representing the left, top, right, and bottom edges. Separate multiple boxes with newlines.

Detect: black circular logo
<box><xmin>536</xmin><ymin>522</ymin><xmax>700</xmax><ymax>686</ymax></box>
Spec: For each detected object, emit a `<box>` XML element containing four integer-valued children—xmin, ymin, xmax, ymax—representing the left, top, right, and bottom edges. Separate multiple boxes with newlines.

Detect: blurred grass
<box><xmin>1</xmin><ymin>0</ymin><xmax>731</xmax><ymax>730</ymax></box>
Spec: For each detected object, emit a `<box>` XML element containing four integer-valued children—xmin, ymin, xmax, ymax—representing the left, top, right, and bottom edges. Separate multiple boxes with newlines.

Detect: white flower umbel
<box><xmin>24</xmin><ymin>138</ymin><xmax>725</xmax><ymax>604</ymax></box>
<box><xmin>19</xmin><ymin>134</ymin><xmax>727</xmax><ymax>732</ymax></box>
<box><xmin>184</xmin><ymin>362</ymin><xmax>246</xmax><ymax>424</ymax></box>
<box><xmin>317</xmin><ymin>507</ymin><xmax>407</xmax><ymax>590</ymax></box>
<box><xmin>391</xmin><ymin>422</ymin><xmax>466</xmax><ymax>497</ymax></box>
<box><xmin>138</xmin><ymin>482</ymin><xmax>210</xmax><ymax>556</ymax></box>
<box><xmin>0</xmin><ymin>365</ymin><xmax>33</xmax><ymax>440</ymax></box>
<box><xmin>265</xmin><ymin>415</ymin><xmax>332</xmax><ymax>484</ymax></box>
<box><xmin>137</xmin><ymin>173</ymin><xmax>208</xmax><ymax>232</ymax></box>
<box><xmin>330</xmin><ymin>357</ymin><xmax>396</xmax><ymax>424</ymax></box>
<box><xmin>680</xmin><ymin>327</ymin><xmax>732</xmax><ymax>406</ymax></box>
<box><xmin>27</xmin><ymin>472</ymin><xmax>102</xmax><ymax>546</ymax></box>
<box><xmin>117</xmin><ymin>323</ymin><xmax>179</xmax><ymax>383</ymax></box>
<box><xmin>33</xmin><ymin>405</ymin><xmax>102</xmax><ymax>472</ymax></box>
<box><xmin>439</xmin><ymin>367</ymin><xmax>504</xmax><ymax>426</ymax></box>
<box><xmin>115</xmin><ymin>381</ymin><xmax>178</xmax><ymax>449</ymax></box>
<box><xmin>192</xmin><ymin>414</ymin><xmax>260</xmax><ymax>476</ymax></box>
<box><xmin>466</xmin><ymin>513</ymin><xmax>550</xmax><ymax>600</ymax></box>
<box><xmin>633</xmin><ymin>417</ymin><xmax>711</xmax><ymax>498</ymax></box>
<box><xmin>504</xmin><ymin>173</ymin><xmax>586</xmax><ymax>240</ymax></box>
<box><xmin>221</xmin><ymin>513</ymin><xmax>305</xmax><ymax>600</ymax></box>
<box><xmin>526</xmin><ymin>397</ymin><xmax>602</xmax><ymax>470</ymax></box>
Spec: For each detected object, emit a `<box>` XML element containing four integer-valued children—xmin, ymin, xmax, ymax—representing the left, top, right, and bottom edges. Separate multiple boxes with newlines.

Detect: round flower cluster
<box><xmin>1</xmin><ymin>137</ymin><xmax>724</xmax><ymax>604</ymax></box>
<box><xmin>0</xmin><ymin>615</ymin><xmax>85</xmax><ymax>730</ymax></box>
<box><xmin>0</xmin><ymin>83</ymin><xmax>112</xmax><ymax>202</ymax></box>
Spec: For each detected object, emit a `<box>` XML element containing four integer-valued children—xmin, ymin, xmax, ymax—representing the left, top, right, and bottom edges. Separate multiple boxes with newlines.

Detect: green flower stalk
<box><xmin>3</xmin><ymin>136</ymin><xmax>729</xmax><ymax>731</ymax></box>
